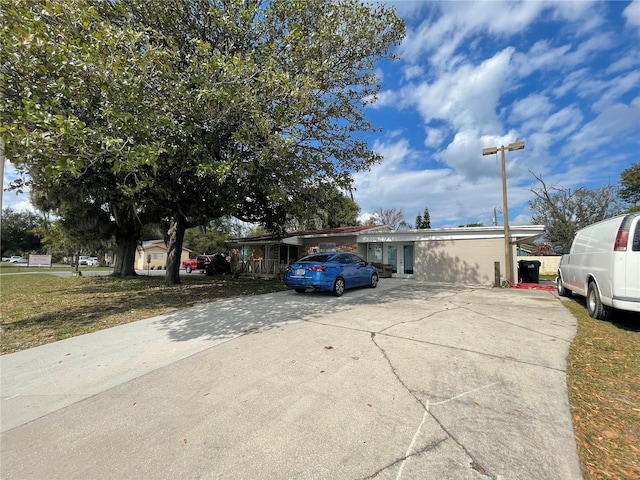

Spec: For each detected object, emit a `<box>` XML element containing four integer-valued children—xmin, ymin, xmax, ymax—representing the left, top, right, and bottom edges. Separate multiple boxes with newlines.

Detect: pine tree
<box><xmin>416</xmin><ymin>207</ymin><xmax>431</xmax><ymax>229</ymax></box>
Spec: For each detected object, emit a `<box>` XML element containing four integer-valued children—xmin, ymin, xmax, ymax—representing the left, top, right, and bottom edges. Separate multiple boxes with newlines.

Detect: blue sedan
<box><xmin>284</xmin><ymin>252</ymin><xmax>379</xmax><ymax>296</ymax></box>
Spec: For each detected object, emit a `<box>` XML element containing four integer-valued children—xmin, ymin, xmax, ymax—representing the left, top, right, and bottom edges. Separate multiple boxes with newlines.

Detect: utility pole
<box><xmin>482</xmin><ymin>141</ymin><xmax>525</xmax><ymax>283</ymax></box>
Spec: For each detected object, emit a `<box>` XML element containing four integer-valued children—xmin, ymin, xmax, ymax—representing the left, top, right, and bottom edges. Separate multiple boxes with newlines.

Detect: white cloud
<box><xmin>404</xmin><ymin>47</ymin><xmax>514</xmax><ymax>133</ymax></box>
<box><xmin>366</xmin><ymin>88</ymin><xmax>399</xmax><ymax>109</ymax></box>
<box><xmin>400</xmin><ymin>1</ymin><xmax>545</xmax><ymax>68</ymax></box>
<box><xmin>398</xmin><ymin>1</ymin><xmax>602</xmax><ymax>71</ymax></box>
<box><xmin>512</xmin><ymin>40</ymin><xmax>572</xmax><ymax>77</ymax></box>
<box><xmin>607</xmin><ymin>55</ymin><xmax>638</xmax><ymax>75</ymax></box>
<box><xmin>424</xmin><ymin>127</ymin><xmax>444</xmax><ymax>148</ymax></box>
<box><xmin>561</xmin><ymin>99</ymin><xmax>640</xmax><ymax>156</ymax></box>
<box><xmin>402</xmin><ymin>64</ymin><xmax>424</xmax><ymax>81</ymax></box>
<box><xmin>353</xmin><ymin>134</ymin><xmax>537</xmax><ymax>228</ymax></box>
<box><xmin>623</xmin><ymin>0</ymin><xmax>640</xmax><ymax>27</ymax></box>
<box><xmin>510</xmin><ymin>94</ymin><xmax>553</xmax><ymax>123</ymax></box>
<box><xmin>2</xmin><ymin>162</ymin><xmax>34</xmax><ymax>212</ymax></box>
<box><xmin>540</xmin><ymin>106</ymin><xmax>583</xmax><ymax>138</ymax></box>
<box><xmin>2</xmin><ymin>192</ymin><xmax>34</xmax><ymax>212</ymax></box>
<box><xmin>563</xmin><ymin>32</ymin><xmax>615</xmax><ymax>67</ymax></box>
<box><xmin>551</xmin><ymin>68</ymin><xmax>590</xmax><ymax>98</ymax></box>
<box><xmin>591</xmin><ymin>70</ymin><xmax>640</xmax><ymax>112</ymax></box>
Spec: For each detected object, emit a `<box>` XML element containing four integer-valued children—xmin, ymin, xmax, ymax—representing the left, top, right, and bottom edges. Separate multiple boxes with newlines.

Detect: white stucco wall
<box><xmin>414</xmin><ymin>238</ymin><xmax>505</xmax><ymax>285</ymax></box>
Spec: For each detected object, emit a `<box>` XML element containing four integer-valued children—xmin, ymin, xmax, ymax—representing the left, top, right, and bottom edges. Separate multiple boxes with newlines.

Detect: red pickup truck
<box><xmin>181</xmin><ymin>255</ymin><xmax>212</xmax><ymax>273</ymax></box>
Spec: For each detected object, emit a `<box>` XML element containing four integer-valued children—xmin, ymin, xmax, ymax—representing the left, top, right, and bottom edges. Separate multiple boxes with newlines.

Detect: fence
<box><xmin>232</xmin><ymin>259</ymin><xmax>286</xmax><ymax>277</ymax></box>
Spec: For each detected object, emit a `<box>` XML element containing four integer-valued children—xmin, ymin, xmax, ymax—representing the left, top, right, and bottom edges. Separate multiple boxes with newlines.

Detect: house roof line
<box><xmin>229</xmin><ymin>224</ymin><xmax>545</xmax><ymax>243</ymax></box>
<box><xmin>228</xmin><ymin>225</ymin><xmax>390</xmax><ymax>243</ymax></box>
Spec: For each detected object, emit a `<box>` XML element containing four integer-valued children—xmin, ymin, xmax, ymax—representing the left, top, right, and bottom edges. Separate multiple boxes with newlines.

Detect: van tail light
<box><xmin>614</xmin><ymin>214</ymin><xmax>636</xmax><ymax>251</ymax></box>
<box><xmin>309</xmin><ymin>265</ymin><xmax>327</xmax><ymax>272</ymax></box>
<box><xmin>614</xmin><ymin>231</ymin><xmax>628</xmax><ymax>251</ymax></box>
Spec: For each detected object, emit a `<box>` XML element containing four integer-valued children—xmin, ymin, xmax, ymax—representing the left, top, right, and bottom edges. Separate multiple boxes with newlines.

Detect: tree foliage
<box><xmin>0</xmin><ymin>208</ymin><xmax>44</xmax><ymax>256</ymax></box>
<box><xmin>286</xmin><ymin>184</ymin><xmax>360</xmax><ymax>231</ymax></box>
<box><xmin>528</xmin><ymin>172</ymin><xmax>621</xmax><ymax>248</ymax></box>
<box><xmin>415</xmin><ymin>207</ymin><xmax>431</xmax><ymax>229</ymax></box>
<box><xmin>183</xmin><ymin>219</ymin><xmax>233</xmax><ymax>255</ymax></box>
<box><xmin>619</xmin><ymin>162</ymin><xmax>640</xmax><ymax>210</ymax></box>
<box><xmin>1</xmin><ymin>0</ymin><xmax>405</xmax><ymax>284</ymax></box>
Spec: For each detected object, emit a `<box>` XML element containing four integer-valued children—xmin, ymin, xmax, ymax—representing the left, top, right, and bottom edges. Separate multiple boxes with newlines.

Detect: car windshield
<box><xmin>299</xmin><ymin>254</ymin><xmax>334</xmax><ymax>263</ymax></box>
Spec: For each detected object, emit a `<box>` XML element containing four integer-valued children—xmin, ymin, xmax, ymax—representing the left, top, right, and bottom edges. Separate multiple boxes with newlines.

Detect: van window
<box><xmin>633</xmin><ymin>221</ymin><xmax>640</xmax><ymax>252</ymax></box>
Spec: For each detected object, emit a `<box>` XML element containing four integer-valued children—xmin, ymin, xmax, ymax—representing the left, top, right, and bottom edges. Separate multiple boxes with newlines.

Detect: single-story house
<box><xmin>228</xmin><ymin>224</ymin><xmax>546</xmax><ymax>285</ymax></box>
<box><xmin>135</xmin><ymin>240</ymin><xmax>192</xmax><ymax>270</ymax></box>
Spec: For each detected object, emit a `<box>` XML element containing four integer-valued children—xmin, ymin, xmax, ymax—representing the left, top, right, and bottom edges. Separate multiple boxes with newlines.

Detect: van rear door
<box><xmin>624</xmin><ymin>216</ymin><xmax>640</xmax><ymax>301</ymax></box>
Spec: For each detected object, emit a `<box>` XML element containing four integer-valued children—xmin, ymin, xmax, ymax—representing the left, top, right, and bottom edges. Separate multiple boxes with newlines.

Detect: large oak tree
<box><xmin>1</xmin><ymin>0</ymin><xmax>405</xmax><ymax>284</ymax></box>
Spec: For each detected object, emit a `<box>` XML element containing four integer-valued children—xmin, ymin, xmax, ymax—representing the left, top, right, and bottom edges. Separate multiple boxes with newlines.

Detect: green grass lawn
<box><xmin>1</xmin><ymin>271</ymin><xmax>638</xmax><ymax>478</ymax></box>
<box><xmin>0</xmin><ymin>272</ymin><xmax>287</xmax><ymax>353</ymax></box>
<box><xmin>0</xmin><ymin>263</ymin><xmax>109</xmax><ymax>273</ymax></box>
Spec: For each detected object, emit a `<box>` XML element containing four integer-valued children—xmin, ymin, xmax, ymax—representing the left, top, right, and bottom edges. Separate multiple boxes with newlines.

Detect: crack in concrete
<box><xmin>308</xmin><ymin>312</ymin><xmax>567</xmax><ymax>373</ymax></box>
<box><xmin>427</xmin><ymin>381</ymin><xmax>501</xmax><ymax>407</ymax></box>
<box><xmin>370</xmin><ymin>335</ymin><xmax>495</xmax><ymax>479</ymax></box>
<box><xmin>451</xmin><ymin>301</ymin><xmax>573</xmax><ymax>343</ymax></box>
<box><xmin>377</xmin><ymin>304</ymin><xmax>462</xmax><ymax>335</ymax></box>
<box><xmin>361</xmin><ymin>436</ymin><xmax>448</xmax><ymax>480</ymax></box>
<box><xmin>381</xmin><ymin>331</ymin><xmax>567</xmax><ymax>373</ymax></box>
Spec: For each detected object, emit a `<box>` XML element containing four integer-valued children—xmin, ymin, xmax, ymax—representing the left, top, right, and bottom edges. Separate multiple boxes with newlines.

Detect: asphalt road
<box><xmin>0</xmin><ymin>279</ymin><xmax>582</xmax><ymax>479</ymax></box>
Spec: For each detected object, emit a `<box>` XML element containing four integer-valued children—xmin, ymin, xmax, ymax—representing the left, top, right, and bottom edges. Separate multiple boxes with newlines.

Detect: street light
<box><xmin>482</xmin><ymin>141</ymin><xmax>526</xmax><ymax>284</ymax></box>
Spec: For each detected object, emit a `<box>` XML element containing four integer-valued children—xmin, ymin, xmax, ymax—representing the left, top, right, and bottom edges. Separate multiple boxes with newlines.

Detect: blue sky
<box><xmin>2</xmin><ymin>0</ymin><xmax>639</xmax><ymax>229</ymax></box>
<box><xmin>354</xmin><ymin>0</ymin><xmax>640</xmax><ymax>227</ymax></box>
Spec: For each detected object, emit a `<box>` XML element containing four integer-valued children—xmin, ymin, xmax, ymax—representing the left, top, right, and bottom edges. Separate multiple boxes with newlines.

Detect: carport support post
<box><xmin>494</xmin><ymin>262</ymin><xmax>501</xmax><ymax>287</ymax></box>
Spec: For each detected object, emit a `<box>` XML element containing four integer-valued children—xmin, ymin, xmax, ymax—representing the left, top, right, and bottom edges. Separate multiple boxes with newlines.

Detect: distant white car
<box><xmin>77</xmin><ymin>256</ymin><xmax>99</xmax><ymax>266</ymax></box>
<box><xmin>8</xmin><ymin>256</ymin><xmax>26</xmax><ymax>263</ymax></box>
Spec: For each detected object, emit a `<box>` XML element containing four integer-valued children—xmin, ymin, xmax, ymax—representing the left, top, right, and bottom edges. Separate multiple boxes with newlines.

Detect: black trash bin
<box><xmin>518</xmin><ymin>260</ymin><xmax>541</xmax><ymax>283</ymax></box>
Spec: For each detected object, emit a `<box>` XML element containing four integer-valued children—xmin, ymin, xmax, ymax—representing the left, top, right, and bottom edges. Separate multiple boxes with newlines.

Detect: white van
<box><xmin>557</xmin><ymin>212</ymin><xmax>640</xmax><ymax>319</ymax></box>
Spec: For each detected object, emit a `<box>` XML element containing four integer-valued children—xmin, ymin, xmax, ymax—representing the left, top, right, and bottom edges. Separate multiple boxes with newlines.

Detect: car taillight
<box><xmin>614</xmin><ymin>231</ymin><xmax>628</xmax><ymax>251</ymax></box>
<box><xmin>309</xmin><ymin>266</ymin><xmax>327</xmax><ymax>272</ymax></box>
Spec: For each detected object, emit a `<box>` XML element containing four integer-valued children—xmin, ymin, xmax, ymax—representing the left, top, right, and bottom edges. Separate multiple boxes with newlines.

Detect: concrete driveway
<box><xmin>0</xmin><ymin>279</ymin><xmax>582</xmax><ymax>479</ymax></box>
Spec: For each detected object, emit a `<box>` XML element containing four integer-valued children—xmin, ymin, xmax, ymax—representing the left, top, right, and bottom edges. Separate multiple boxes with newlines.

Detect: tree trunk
<box><xmin>164</xmin><ymin>212</ymin><xmax>188</xmax><ymax>286</ymax></box>
<box><xmin>111</xmin><ymin>205</ymin><xmax>142</xmax><ymax>277</ymax></box>
<box><xmin>112</xmin><ymin>231</ymin><xmax>139</xmax><ymax>276</ymax></box>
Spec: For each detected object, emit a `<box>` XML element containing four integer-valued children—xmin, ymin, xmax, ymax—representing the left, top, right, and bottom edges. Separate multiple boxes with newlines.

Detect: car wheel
<box><xmin>185</xmin><ymin>265</ymin><xmax>192</xmax><ymax>273</ymax></box>
<box><xmin>370</xmin><ymin>273</ymin><xmax>379</xmax><ymax>288</ymax></box>
<box><xmin>587</xmin><ymin>281</ymin><xmax>611</xmax><ymax>320</ymax></box>
<box><xmin>332</xmin><ymin>277</ymin><xmax>345</xmax><ymax>297</ymax></box>
<box><xmin>556</xmin><ymin>276</ymin><xmax>571</xmax><ymax>297</ymax></box>
<box><xmin>294</xmin><ymin>288</ymin><xmax>306</xmax><ymax>293</ymax></box>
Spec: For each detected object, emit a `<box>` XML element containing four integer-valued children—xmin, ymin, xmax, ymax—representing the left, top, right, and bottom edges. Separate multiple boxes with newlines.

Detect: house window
<box><xmin>367</xmin><ymin>243</ymin><xmax>382</xmax><ymax>263</ymax></box>
<box><xmin>154</xmin><ymin>253</ymin><xmax>164</xmax><ymax>260</ymax></box>
<box><xmin>319</xmin><ymin>243</ymin><xmax>336</xmax><ymax>252</ymax></box>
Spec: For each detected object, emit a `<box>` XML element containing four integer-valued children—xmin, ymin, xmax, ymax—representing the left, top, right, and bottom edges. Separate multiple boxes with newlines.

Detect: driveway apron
<box><xmin>0</xmin><ymin>280</ymin><xmax>582</xmax><ymax>479</ymax></box>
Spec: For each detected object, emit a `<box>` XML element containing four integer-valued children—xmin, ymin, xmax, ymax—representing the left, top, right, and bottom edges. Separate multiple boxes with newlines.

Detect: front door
<box><xmin>386</xmin><ymin>243</ymin><xmax>414</xmax><ymax>278</ymax></box>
